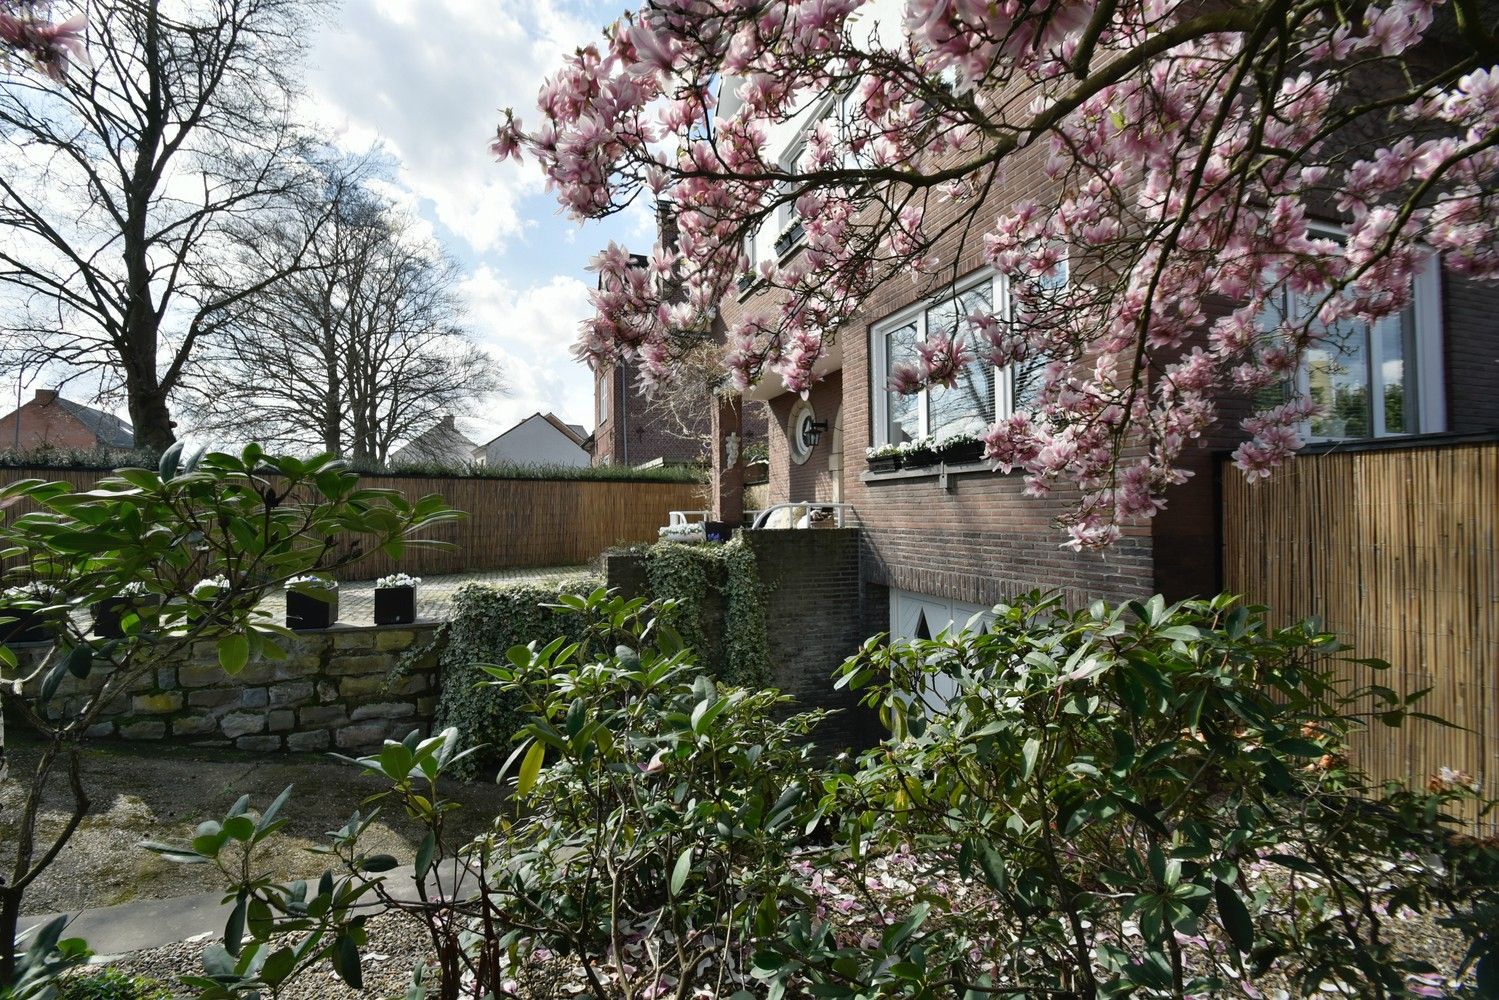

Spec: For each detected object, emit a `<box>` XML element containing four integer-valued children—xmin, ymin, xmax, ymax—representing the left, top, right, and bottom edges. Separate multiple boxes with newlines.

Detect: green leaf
<box><xmin>1021</xmin><ymin>737</ymin><xmax>1041</xmax><ymax>780</ymax></box>
<box><xmin>361</xmin><ymin>854</ymin><xmax>399</xmax><ymax>873</ymax></box>
<box><xmin>332</xmin><ymin>932</ymin><xmax>363</xmax><ymax>989</ymax></box>
<box><xmin>224</xmin><ymin>892</ymin><xmax>247</xmax><ymax>956</ymax></box>
<box><xmin>516</xmin><ymin>741</ymin><xmax>545</xmax><ymax>798</ymax></box>
<box><xmin>260</xmin><ymin>947</ymin><xmax>297</xmax><ymax>987</ymax></box>
<box><xmin>63</xmin><ymin>643</ymin><xmax>93</xmax><ymax>679</ymax></box>
<box><xmin>670</xmin><ymin>847</ymin><xmax>692</xmax><ymax>896</ymax></box>
<box><xmin>218</xmin><ymin>634</ymin><xmax>250</xmax><ymax>674</ymax></box>
<box><xmin>1215</xmin><ymin>881</ymin><xmax>1255</xmax><ymax>953</ymax></box>
<box><xmin>414</xmin><ymin>832</ymin><xmax>436</xmax><ymax>881</ymax></box>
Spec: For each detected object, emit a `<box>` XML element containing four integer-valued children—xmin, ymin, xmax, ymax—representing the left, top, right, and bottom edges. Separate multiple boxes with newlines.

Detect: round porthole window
<box><xmin>788</xmin><ymin>399</ymin><xmax>823</xmax><ymax>465</ymax></box>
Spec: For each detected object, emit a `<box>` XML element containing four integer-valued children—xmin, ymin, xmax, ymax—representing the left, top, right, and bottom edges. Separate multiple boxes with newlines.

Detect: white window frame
<box><xmin>869</xmin><ymin>269</ymin><xmax>1029</xmax><ymax>449</ymax></box>
<box><xmin>1270</xmin><ymin>225</ymin><xmax>1445</xmax><ymax>441</ymax></box>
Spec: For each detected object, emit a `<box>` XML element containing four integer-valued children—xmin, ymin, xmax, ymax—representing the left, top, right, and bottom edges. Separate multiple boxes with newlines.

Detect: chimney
<box><xmin>33</xmin><ymin>388</ymin><xmax>58</xmax><ymax>405</ymax></box>
<box><xmin>440</xmin><ymin>415</ymin><xmax>455</xmax><ymax>429</ymax></box>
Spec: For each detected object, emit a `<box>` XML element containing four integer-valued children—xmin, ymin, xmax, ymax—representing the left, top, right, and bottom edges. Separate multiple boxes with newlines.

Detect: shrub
<box><xmin>0</xmin><ymin>444</ymin><xmax>456</xmax><ymax>990</ymax></box>
<box><xmin>753</xmin><ymin>592</ymin><xmax>1499</xmax><ymax>999</ymax></box>
<box><xmin>424</xmin><ymin>576</ymin><xmax>600</xmax><ymax>778</ymax></box>
<box><xmin>59</xmin><ymin>969</ymin><xmax>171</xmax><ymax>1000</ymax></box>
<box><xmin>159</xmin><ymin>590</ymin><xmax>828</xmax><ymax>1000</ymax></box>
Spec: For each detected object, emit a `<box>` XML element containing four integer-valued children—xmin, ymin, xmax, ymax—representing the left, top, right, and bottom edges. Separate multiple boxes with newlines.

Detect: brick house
<box><xmin>0</xmin><ymin>388</ymin><xmax>134</xmax><ymax>452</ymax></box>
<box><xmin>585</xmin><ymin>244</ymin><xmax>772</xmax><ymax>474</ymax></box>
<box><xmin>714</xmin><ymin>87</ymin><xmax>1499</xmax><ymax>634</ymax></box>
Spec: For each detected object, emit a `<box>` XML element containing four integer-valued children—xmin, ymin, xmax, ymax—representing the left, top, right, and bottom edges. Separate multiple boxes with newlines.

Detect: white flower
<box><xmin>191</xmin><ymin>576</ymin><xmax>231</xmax><ymax>600</ymax></box>
<box><xmin>375</xmin><ymin>573</ymin><xmax>421</xmax><ymax>589</ymax></box>
<box><xmin>285</xmin><ymin>574</ymin><xmax>338</xmax><ymax>592</ymax></box>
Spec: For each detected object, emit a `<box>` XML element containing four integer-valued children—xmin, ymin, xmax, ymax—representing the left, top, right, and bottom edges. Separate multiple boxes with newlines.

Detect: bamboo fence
<box><xmin>0</xmin><ymin>466</ymin><xmax>705</xmax><ymax>579</ymax></box>
<box><xmin>1221</xmin><ymin>439</ymin><xmax>1497</xmax><ymax>826</ymax></box>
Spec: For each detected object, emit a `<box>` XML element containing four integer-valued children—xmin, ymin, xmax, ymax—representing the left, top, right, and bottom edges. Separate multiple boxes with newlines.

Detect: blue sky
<box><xmin>303</xmin><ymin>0</ymin><xmax>655</xmax><ymax>446</ymax></box>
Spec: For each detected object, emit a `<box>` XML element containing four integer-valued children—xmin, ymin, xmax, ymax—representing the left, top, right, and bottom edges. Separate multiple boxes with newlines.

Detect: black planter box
<box><xmin>374</xmin><ymin>586</ymin><xmax>416</xmax><ymax>626</ymax></box>
<box><xmin>92</xmin><ymin>595</ymin><xmax>161</xmax><ymax>639</ymax></box>
<box><xmin>1</xmin><ymin>606</ymin><xmax>54</xmax><ymax>645</ymax></box>
<box><xmin>939</xmin><ymin>440</ymin><xmax>985</xmax><ymax>465</ymax></box>
<box><xmin>867</xmin><ymin>455</ymin><xmax>901</xmax><ymax>474</ymax></box>
<box><xmin>286</xmin><ymin>591</ymin><xmax>339</xmax><ymax>631</ymax></box>
<box><xmin>902</xmin><ymin>448</ymin><xmax>940</xmax><ymax>469</ymax></box>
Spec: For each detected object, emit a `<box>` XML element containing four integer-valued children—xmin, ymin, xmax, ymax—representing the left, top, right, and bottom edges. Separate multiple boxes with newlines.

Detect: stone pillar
<box><xmin>710</xmin><ymin>393</ymin><xmax>745</xmax><ymax>526</ymax></box>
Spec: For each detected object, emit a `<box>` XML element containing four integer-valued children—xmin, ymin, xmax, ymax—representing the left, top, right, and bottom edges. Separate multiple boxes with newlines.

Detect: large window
<box><xmin>869</xmin><ymin>271</ymin><xmax>1048</xmax><ymax>448</ymax></box>
<box><xmin>1258</xmin><ymin>247</ymin><xmax>1445</xmax><ymax>440</ymax></box>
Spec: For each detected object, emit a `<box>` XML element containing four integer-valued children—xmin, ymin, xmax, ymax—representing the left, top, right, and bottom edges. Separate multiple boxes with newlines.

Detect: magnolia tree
<box><xmin>0</xmin><ymin>2</ymin><xmax>82</xmax><ymax>79</ymax></box>
<box><xmin>497</xmin><ymin>0</ymin><xmax>1499</xmax><ymax>547</ymax></box>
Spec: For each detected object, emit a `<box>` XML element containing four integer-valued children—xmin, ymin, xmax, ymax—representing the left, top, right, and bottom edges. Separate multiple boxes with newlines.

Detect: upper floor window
<box><xmin>1258</xmin><ymin>244</ymin><xmax>1445</xmax><ymax>441</ymax></box>
<box><xmin>869</xmin><ymin>270</ymin><xmax>1049</xmax><ymax>449</ymax></box>
<box><xmin>598</xmin><ymin>368</ymin><xmax>611</xmax><ymax>425</ymax></box>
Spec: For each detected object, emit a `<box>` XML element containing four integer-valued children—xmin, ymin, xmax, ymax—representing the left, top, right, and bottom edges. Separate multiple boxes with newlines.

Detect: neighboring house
<box><xmin>585</xmin><ymin>232</ymin><xmax>770</xmax><ymax>470</ymax></box>
<box><xmin>389</xmin><ymin>415</ymin><xmax>479</xmax><ymax>466</ymax></box>
<box><xmin>474</xmin><ymin>412</ymin><xmax>591</xmax><ymax>468</ymax></box>
<box><xmin>0</xmin><ymin>388</ymin><xmax>134</xmax><ymax>451</ymax></box>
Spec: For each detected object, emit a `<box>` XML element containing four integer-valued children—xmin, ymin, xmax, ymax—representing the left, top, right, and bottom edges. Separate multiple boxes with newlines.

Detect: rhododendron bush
<box><xmin>501</xmin><ymin>0</ymin><xmax>1499</xmax><ymax>547</ymax></box>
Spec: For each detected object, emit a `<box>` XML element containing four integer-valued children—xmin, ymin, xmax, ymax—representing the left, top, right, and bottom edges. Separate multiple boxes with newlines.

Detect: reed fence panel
<box><xmin>0</xmin><ymin>466</ymin><xmax>705</xmax><ymax>578</ymax></box>
<box><xmin>1221</xmin><ymin>440</ymin><xmax>1497</xmax><ymax>825</ymax></box>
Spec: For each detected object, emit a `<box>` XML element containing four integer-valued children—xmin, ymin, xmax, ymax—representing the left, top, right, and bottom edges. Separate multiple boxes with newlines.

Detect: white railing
<box><xmin>749</xmin><ymin>502</ymin><xmax>854</xmax><ymax>530</ymax></box>
<box><xmin>667</xmin><ymin>510</ymin><xmax>710</xmax><ymax>526</ymax></box>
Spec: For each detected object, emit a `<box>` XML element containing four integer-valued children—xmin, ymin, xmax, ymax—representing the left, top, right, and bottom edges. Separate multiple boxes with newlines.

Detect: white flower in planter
<box><xmin>285</xmin><ymin>574</ymin><xmax>338</xmax><ymax>593</ymax></box>
<box><xmin>375</xmin><ymin>573</ymin><xmax>421</xmax><ymax>589</ymax></box>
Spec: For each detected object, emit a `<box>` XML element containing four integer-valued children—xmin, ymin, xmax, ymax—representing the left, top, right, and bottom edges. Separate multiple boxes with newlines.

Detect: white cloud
<box><xmin>305</xmin><ymin>0</ymin><xmax>600</xmax><ymax>256</ymax></box>
<box><xmin>458</xmin><ymin>267</ymin><xmax>595</xmax><ymax>443</ymax></box>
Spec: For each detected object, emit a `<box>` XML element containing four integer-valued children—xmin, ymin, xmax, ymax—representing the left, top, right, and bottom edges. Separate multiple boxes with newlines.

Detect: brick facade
<box><xmin>0</xmin><ymin>389</ymin><xmax>134</xmax><ymax>451</ymax></box>
<box><xmin>722</xmin><ymin>128</ymin><xmax>1499</xmax><ymax>618</ymax></box>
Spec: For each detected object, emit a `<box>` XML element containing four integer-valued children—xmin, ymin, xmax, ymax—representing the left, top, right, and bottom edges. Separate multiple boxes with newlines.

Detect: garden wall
<box><xmin>23</xmin><ymin>624</ymin><xmax>440</xmax><ymax>752</ymax></box>
<box><xmin>606</xmin><ymin>528</ymin><xmax>879</xmax><ymax>751</ymax></box>
<box><xmin>0</xmin><ymin>466</ymin><xmax>705</xmax><ymax>578</ymax></box>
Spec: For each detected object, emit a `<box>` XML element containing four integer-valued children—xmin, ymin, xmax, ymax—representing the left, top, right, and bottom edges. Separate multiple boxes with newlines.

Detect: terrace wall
<box><xmin>22</xmin><ymin>623</ymin><xmax>440</xmax><ymax>753</ymax></box>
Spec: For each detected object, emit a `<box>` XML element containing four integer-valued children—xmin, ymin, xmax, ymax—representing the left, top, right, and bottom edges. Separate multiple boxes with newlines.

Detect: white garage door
<box><xmin>889</xmin><ymin>589</ymin><xmax>993</xmax><ymax>708</ymax></box>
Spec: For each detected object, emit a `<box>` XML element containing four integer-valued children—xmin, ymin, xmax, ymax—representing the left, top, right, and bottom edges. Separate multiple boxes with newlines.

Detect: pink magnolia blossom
<box><xmin>505</xmin><ymin>0</ymin><xmax>1499</xmax><ymax>547</ymax></box>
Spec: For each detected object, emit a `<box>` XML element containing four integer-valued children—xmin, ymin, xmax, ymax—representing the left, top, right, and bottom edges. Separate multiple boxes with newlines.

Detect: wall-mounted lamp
<box><xmin>800</xmin><ymin>417</ymin><xmax>829</xmax><ymax>449</ymax></box>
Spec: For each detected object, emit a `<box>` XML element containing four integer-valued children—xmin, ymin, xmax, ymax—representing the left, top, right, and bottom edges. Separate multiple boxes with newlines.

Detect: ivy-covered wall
<box><xmin>607</xmin><ymin>530</ymin><xmax>880</xmax><ymax>752</ymax></box>
<box><xmin>419</xmin><ymin>576</ymin><xmax>599</xmax><ymax>778</ymax></box>
<box><xmin>642</xmin><ymin>538</ymin><xmax>771</xmax><ymax>688</ymax></box>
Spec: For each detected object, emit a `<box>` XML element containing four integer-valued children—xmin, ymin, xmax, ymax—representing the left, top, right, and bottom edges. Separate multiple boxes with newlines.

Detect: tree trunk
<box><xmin>127</xmin><ymin>383</ymin><xmax>176</xmax><ymax>451</ymax></box>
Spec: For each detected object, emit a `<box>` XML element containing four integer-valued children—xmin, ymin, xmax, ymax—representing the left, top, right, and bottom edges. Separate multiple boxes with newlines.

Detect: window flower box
<box><xmin>374</xmin><ymin>574</ymin><xmax>420</xmax><ymax>625</ymax></box>
<box><xmin>865</xmin><ymin>445</ymin><xmax>904</xmax><ymax>473</ymax></box>
<box><xmin>937</xmin><ymin>436</ymin><xmax>985</xmax><ymax>465</ymax></box>
<box><xmin>901</xmin><ymin>444</ymin><xmax>940</xmax><ymax>468</ymax></box>
<box><xmin>285</xmin><ymin>576</ymin><xmax>339</xmax><ymax>631</ymax></box>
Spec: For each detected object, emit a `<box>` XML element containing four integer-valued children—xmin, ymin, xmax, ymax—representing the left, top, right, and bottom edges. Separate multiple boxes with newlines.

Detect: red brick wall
<box><xmin>590</xmin><ymin>362</ymin><xmax>772</xmax><ymax>469</ymax></box>
<box><xmin>767</xmin><ymin>374</ymin><xmax>843</xmax><ymax>504</ymax></box>
<box><xmin>721</xmin><ymin>104</ymin><xmax>1499</xmax><ymax>610</ymax></box>
<box><xmin>0</xmin><ymin>392</ymin><xmax>105</xmax><ymax>451</ymax></box>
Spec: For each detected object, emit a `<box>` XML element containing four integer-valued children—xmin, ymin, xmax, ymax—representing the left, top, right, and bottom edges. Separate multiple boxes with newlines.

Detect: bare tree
<box><xmin>0</xmin><ymin>0</ymin><xmax>330</xmax><ymax>449</ymax></box>
<box><xmin>189</xmin><ymin>169</ymin><xmax>506</xmax><ymax>463</ymax></box>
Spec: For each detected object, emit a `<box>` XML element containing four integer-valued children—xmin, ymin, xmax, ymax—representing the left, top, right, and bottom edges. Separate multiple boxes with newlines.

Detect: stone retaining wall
<box><xmin>30</xmin><ymin>624</ymin><xmax>440</xmax><ymax>752</ymax></box>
